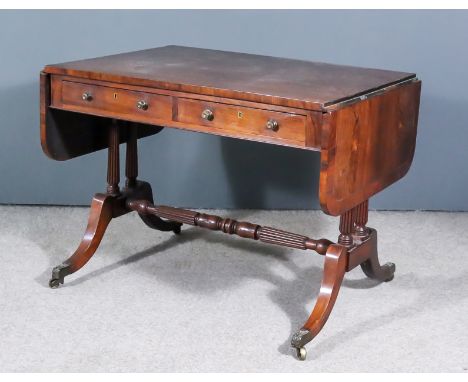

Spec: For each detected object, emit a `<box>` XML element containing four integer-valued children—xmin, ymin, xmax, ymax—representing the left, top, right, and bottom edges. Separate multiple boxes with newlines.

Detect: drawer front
<box><xmin>176</xmin><ymin>98</ymin><xmax>306</xmax><ymax>145</ymax></box>
<box><xmin>58</xmin><ymin>80</ymin><xmax>172</xmax><ymax>121</ymax></box>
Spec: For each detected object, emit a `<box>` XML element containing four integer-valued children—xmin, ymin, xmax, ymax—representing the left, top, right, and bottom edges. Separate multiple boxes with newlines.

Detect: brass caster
<box><xmin>295</xmin><ymin>347</ymin><xmax>307</xmax><ymax>361</ymax></box>
<box><xmin>384</xmin><ymin>262</ymin><xmax>396</xmax><ymax>282</ymax></box>
<box><xmin>49</xmin><ymin>278</ymin><xmax>60</xmax><ymax>289</ymax></box>
<box><xmin>49</xmin><ymin>263</ymin><xmax>71</xmax><ymax>288</ymax></box>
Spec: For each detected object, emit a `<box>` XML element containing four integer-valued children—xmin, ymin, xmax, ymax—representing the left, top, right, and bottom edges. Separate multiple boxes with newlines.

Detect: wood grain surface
<box><xmin>319</xmin><ymin>80</ymin><xmax>421</xmax><ymax>216</ymax></box>
<box><xmin>44</xmin><ymin>45</ymin><xmax>415</xmax><ymax>111</ymax></box>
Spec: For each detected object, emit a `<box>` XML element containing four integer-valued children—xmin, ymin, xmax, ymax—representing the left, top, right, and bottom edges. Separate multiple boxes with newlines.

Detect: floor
<box><xmin>0</xmin><ymin>206</ymin><xmax>467</xmax><ymax>372</ymax></box>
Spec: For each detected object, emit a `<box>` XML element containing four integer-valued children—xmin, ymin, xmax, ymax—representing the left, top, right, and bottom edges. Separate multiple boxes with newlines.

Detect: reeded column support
<box><xmin>107</xmin><ymin>120</ymin><xmax>120</xmax><ymax>195</ymax></box>
<box><xmin>125</xmin><ymin>125</ymin><xmax>138</xmax><ymax>188</ymax></box>
<box><xmin>338</xmin><ymin>207</ymin><xmax>355</xmax><ymax>247</ymax></box>
<box><xmin>123</xmin><ymin>126</ymin><xmax>182</xmax><ymax>234</ymax></box>
<box><xmin>354</xmin><ymin>200</ymin><xmax>369</xmax><ymax>238</ymax></box>
<box><xmin>338</xmin><ymin>200</ymin><xmax>370</xmax><ymax>246</ymax></box>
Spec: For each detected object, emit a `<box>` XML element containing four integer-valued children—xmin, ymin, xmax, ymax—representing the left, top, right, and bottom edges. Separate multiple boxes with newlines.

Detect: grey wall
<box><xmin>0</xmin><ymin>10</ymin><xmax>467</xmax><ymax>210</ymax></box>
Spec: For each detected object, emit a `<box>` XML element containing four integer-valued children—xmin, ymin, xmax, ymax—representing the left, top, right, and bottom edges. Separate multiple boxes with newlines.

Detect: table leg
<box><xmin>353</xmin><ymin>200</ymin><xmax>395</xmax><ymax>282</ymax></box>
<box><xmin>49</xmin><ymin>121</ymin><xmax>121</xmax><ymax>288</ymax></box>
<box><xmin>290</xmin><ymin>200</ymin><xmax>395</xmax><ymax>360</ymax></box>
<box><xmin>49</xmin><ymin>194</ymin><xmax>114</xmax><ymax>288</ymax></box>
<box><xmin>291</xmin><ymin>244</ymin><xmax>348</xmax><ymax>360</ymax></box>
<box><xmin>49</xmin><ymin>122</ymin><xmax>181</xmax><ymax>288</ymax></box>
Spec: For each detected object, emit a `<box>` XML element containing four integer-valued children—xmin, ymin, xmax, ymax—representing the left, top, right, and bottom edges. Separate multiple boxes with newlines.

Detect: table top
<box><xmin>44</xmin><ymin>45</ymin><xmax>415</xmax><ymax>111</ymax></box>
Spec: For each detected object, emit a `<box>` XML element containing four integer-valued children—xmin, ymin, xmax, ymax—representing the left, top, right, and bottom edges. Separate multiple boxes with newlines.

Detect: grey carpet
<box><xmin>0</xmin><ymin>206</ymin><xmax>467</xmax><ymax>372</ymax></box>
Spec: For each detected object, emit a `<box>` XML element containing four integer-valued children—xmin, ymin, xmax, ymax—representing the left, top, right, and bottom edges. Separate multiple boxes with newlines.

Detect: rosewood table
<box><xmin>40</xmin><ymin>45</ymin><xmax>421</xmax><ymax>360</ymax></box>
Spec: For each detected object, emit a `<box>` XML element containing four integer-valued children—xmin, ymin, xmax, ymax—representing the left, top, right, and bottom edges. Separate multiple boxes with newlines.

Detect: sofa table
<box><xmin>40</xmin><ymin>45</ymin><xmax>421</xmax><ymax>360</ymax></box>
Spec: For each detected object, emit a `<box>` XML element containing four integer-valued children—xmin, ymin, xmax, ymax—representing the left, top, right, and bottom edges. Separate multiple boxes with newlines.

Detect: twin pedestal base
<box><xmin>48</xmin><ymin>180</ymin><xmax>395</xmax><ymax>361</ymax></box>
<box><xmin>49</xmin><ymin>122</ymin><xmax>395</xmax><ymax>360</ymax></box>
